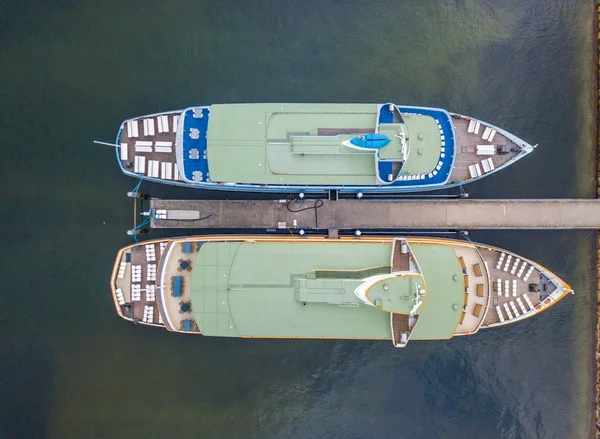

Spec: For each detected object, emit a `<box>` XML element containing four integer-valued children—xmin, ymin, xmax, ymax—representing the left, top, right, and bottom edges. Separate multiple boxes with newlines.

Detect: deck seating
<box><xmin>463</xmin><ymin>275</ymin><xmax>469</xmax><ymax>291</ymax></box>
<box><xmin>142</xmin><ymin>118</ymin><xmax>155</xmax><ymax>136</ymax></box>
<box><xmin>504</xmin><ymin>280</ymin><xmax>509</xmax><ymax>298</ymax></box>
<box><xmin>472</xmin><ymin>303</ymin><xmax>482</xmax><ymax>318</ymax></box>
<box><xmin>117</xmin><ymin>261</ymin><xmax>127</xmax><ymax>279</ymax></box>
<box><xmin>459</xmin><ymin>311</ymin><xmax>466</xmax><ymax>325</ymax></box>
<box><xmin>127</xmin><ymin>120</ymin><xmax>139</xmax><ymax>138</ymax></box>
<box><xmin>131</xmin><ymin>283</ymin><xmax>141</xmax><ymax>301</ymax></box>
<box><xmin>171</xmin><ymin>276</ymin><xmax>183</xmax><ymax>297</ymax></box>
<box><xmin>154</xmin><ymin>146</ymin><xmax>173</xmax><ymax>153</ymax></box>
<box><xmin>523</xmin><ymin>266</ymin><xmax>535</xmax><ymax>281</ymax></box>
<box><xmin>157</xmin><ymin>115</ymin><xmax>170</xmax><ymax>133</ymax></box>
<box><xmin>120</xmin><ymin>143</ymin><xmax>128</xmax><ymax>161</ymax></box>
<box><xmin>115</xmin><ymin>288</ymin><xmax>125</xmax><ymax>305</ymax></box>
<box><xmin>428</xmin><ymin>172</ymin><xmax>433</xmax><ymax>178</ymax></box>
<box><xmin>145</xmin><ymin>244</ymin><xmax>156</xmax><ymax>262</ymax></box>
<box><xmin>511</xmin><ymin>257</ymin><xmax>521</xmax><ymax>274</ymax></box>
<box><xmin>496</xmin><ymin>305</ymin><xmax>505</xmax><ymax>323</ymax></box>
<box><xmin>474</xmin><ymin>121</ymin><xmax>481</xmax><ymax>134</ymax></box>
<box><xmin>476</xmin><ymin>284</ymin><xmax>484</xmax><ymax>297</ymax></box>
<box><xmin>468</xmin><ymin>164</ymin><xmax>482</xmax><ymax>179</ymax></box>
<box><xmin>145</xmin><ymin>284</ymin><xmax>156</xmax><ymax>302</ymax></box>
<box><xmin>174</xmin><ymin>166</ymin><xmax>182</xmax><ymax>180</ymax></box>
<box><xmin>503</xmin><ymin>302</ymin><xmax>513</xmax><ymax>319</ymax></box>
<box><xmin>517</xmin><ymin>261</ymin><xmax>528</xmax><ymax>278</ymax></box>
<box><xmin>488</xmin><ymin>129</ymin><xmax>496</xmax><ymax>142</ymax></box>
<box><xmin>517</xmin><ymin>297</ymin><xmax>527</xmax><ymax>314</ymax></box>
<box><xmin>179</xmin><ymin>300</ymin><xmax>192</xmax><ymax>314</ymax></box>
<box><xmin>173</xmin><ymin>115</ymin><xmax>179</xmax><ymax>133</ymax></box>
<box><xmin>160</xmin><ymin>242</ymin><xmax>167</xmax><ymax>254</ymax></box>
<box><xmin>143</xmin><ymin>305</ymin><xmax>154</xmax><ymax>323</ymax></box>
<box><xmin>482</xmin><ymin>127</ymin><xmax>491</xmax><ymax>140</ymax></box>
<box><xmin>458</xmin><ymin>256</ymin><xmax>467</xmax><ymax>271</ymax></box>
<box><xmin>135</xmin><ymin>145</ymin><xmax>152</xmax><ymax>153</ymax></box>
<box><xmin>496</xmin><ymin>279</ymin><xmax>502</xmax><ymax>296</ymax></box>
<box><xmin>476</xmin><ymin>145</ymin><xmax>495</xmax><ymax>156</ymax></box>
<box><xmin>134</xmin><ymin>156</ymin><xmax>146</xmax><ymax>174</ymax></box>
<box><xmin>147</xmin><ymin>264</ymin><xmax>156</xmax><ymax>281</ymax></box>
<box><xmin>512</xmin><ymin>279</ymin><xmax>517</xmax><ymax>297</ymax></box>
<box><xmin>523</xmin><ymin>293</ymin><xmax>535</xmax><ymax>311</ymax></box>
<box><xmin>161</xmin><ymin>162</ymin><xmax>173</xmax><ymax>180</ymax></box>
<box><xmin>503</xmin><ymin>254</ymin><xmax>512</xmax><ymax>272</ymax></box>
<box><xmin>432</xmin><ymin>170</ymin><xmax>438</xmax><ymax>176</ymax></box>
<box><xmin>463</xmin><ymin>292</ymin><xmax>469</xmax><ymax>306</ymax></box>
<box><xmin>182</xmin><ymin>242</ymin><xmax>193</xmax><ymax>253</ymax></box>
<box><xmin>509</xmin><ymin>301</ymin><xmax>520</xmax><ymax>317</ymax></box>
<box><xmin>131</xmin><ymin>264</ymin><xmax>142</xmax><ymax>283</ymax></box>
<box><xmin>467</xmin><ymin>119</ymin><xmax>476</xmax><ymax>133</ymax></box>
<box><xmin>472</xmin><ymin>263</ymin><xmax>483</xmax><ymax>277</ymax></box>
<box><xmin>496</xmin><ymin>252</ymin><xmax>505</xmax><ymax>270</ymax></box>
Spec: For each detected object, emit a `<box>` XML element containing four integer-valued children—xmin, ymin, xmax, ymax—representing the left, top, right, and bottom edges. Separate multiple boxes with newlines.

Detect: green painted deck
<box><xmin>205</xmin><ymin>103</ymin><xmax>441</xmax><ymax>185</ymax></box>
<box><xmin>189</xmin><ymin>240</ymin><xmax>465</xmax><ymax>341</ymax></box>
<box><xmin>190</xmin><ymin>241</ymin><xmax>393</xmax><ymax>338</ymax></box>
<box><xmin>409</xmin><ymin>244</ymin><xmax>464</xmax><ymax>339</ymax></box>
<box><xmin>398</xmin><ymin>115</ymin><xmax>442</xmax><ymax>175</ymax></box>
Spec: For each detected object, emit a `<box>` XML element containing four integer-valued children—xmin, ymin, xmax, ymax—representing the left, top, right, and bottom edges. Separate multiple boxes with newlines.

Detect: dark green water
<box><xmin>0</xmin><ymin>1</ymin><xmax>596</xmax><ymax>438</ymax></box>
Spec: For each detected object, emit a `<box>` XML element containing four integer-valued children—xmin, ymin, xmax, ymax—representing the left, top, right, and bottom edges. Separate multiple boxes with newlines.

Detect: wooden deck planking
<box><xmin>479</xmin><ymin>247</ymin><xmax>542</xmax><ymax>326</ymax></box>
<box><xmin>449</xmin><ymin>117</ymin><xmax>519</xmax><ymax>183</ymax></box>
<box><xmin>119</xmin><ymin>113</ymin><xmax>180</xmax><ymax>176</ymax></box>
<box><xmin>392</xmin><ymin>313</ymin><xmax>409</xmax><ymax>344</ymax></box>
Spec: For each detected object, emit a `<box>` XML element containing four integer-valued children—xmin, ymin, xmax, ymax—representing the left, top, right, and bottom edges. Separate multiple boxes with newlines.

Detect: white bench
<box><xmin>517</xmin><ymin>297</ymin><xmax>527</xmax><ymax>314</ymax></box>
<box><xmin>511</xmin><ymin>258</ymin><xmax>521</xmax><ymax>275</ymax></box>
<box><xmin>467</xmin><ymin>119</ymin><xmax>476</xmax><ymax>133</ymax></box>
<box><xmin>161</xmin><ymin>162</ymin><xmax>173</xmax><ymax>180</ymax></box>
<box><xmin>497</xmin><ymin>279</ymin><xmax>502</xmax><ymax>296</ymax></box>
<box><xmin>496</xmin><ymin>305</ymin><xmax>505</xmax><ymax>323</ymax></box>
<box><xmin>476</xmin><ymin>145</ymin><xmax>495</xmax><ymax>156</ymax></box>
<box><xmin>503</xmin><ymin>302</ymin><xmax>513</xmax><ymax>319</ymax></box>
<box><xmin>488</xmin><ymin>129</ymin><xmax>496</xmax><ymax>142</ymax></box>
<box><xmin>510</xmin><ymin>301</ymin><xmax>520</xmax><ymax>317</ymax></box>
<box><xmin>523</xmin><ymin>293</ymin><xmax>535</xmax><ymax>311</ymax></box>
<box><xmin>120</xmin><ymin>143</ymin><xmax>128</xmax><ymax>161</ymax></box>
<box><xmin>135</xmin><ymin>145</ymin><xmax>152</xmax><ymax>153</ymax></box>
<box><xmin>155</xmin><ymin>146</ymin><xmax>173</xmax><ymax>153</ymax></box>
<box><xmin>496</xmin><ymin>252</ymin><xmax>505</xmax><ymax>270</ymax></box>
<box><xmin>503</xmin><ymin>254</ymin><xmax>512</xmax><ymax>272</ymax></box>
<box><xmin>482</xmin><ymin>127</ymin><xmax>492</xmax><ymax>140</ymax></box>
<box><xmin>173</xmin><ymin>115</ymin><xmax>179</xmax><ymax>133</ymax></box>
<box><xmin>134</xmin><ymin>156</ymin><xmax>146</xmax><ymax>174</ymax></box>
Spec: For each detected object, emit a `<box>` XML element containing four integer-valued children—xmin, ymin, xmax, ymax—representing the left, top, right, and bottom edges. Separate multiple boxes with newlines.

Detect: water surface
<box><xmin>0</xmin><ymin>1</ymin><xmax>595</xmax><ymax>438</ymax></box>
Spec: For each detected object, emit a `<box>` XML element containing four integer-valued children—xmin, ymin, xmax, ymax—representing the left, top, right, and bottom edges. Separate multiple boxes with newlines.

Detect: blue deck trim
<box><xmin>115</xmin><ymin>104</ymin><xmax>529</xmax><ymax>193</ymax></box>
<box><xmin>181</xmin><ymin>108</ymin><xmax>210</xmax><ymax>182</ymax></box>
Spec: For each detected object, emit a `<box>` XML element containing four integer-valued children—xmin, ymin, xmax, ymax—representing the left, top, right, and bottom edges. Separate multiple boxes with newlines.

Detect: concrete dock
<box><xmin>149</xmin><ymin>199</ymin><xmax>600</xmax><ymax>229</ymax></box>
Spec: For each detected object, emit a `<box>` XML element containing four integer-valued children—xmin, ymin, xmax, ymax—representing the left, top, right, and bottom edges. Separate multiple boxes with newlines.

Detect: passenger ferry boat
<box><xmin>110</xmin><ymin>236</ymin><xmax>571</xmax><ymax>347</ymax></box>
<box><xmin>113</xmin><ymin>103</ymin><xmax>535</xmax><ymax>193</ymax></box>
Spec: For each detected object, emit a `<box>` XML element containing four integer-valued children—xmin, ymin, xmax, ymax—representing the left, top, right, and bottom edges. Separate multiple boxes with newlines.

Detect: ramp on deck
<box><xmin>149</xmin><ymin>199</ymin><xmax>600</xmax><ymax>230</ymax></box>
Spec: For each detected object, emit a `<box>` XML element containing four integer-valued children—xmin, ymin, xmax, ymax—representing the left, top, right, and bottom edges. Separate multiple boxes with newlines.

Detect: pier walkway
<box><xmin>148</xmin><ymin>199</ymin><xmax>600</xmax><ymax>230</ymax></box>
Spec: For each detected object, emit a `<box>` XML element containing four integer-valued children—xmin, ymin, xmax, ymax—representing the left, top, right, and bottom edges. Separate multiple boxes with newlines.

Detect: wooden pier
<box><xmin>148</xmin><ymin>199</ymin><xmax>600</xmax><ymax>230</ymax></box>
